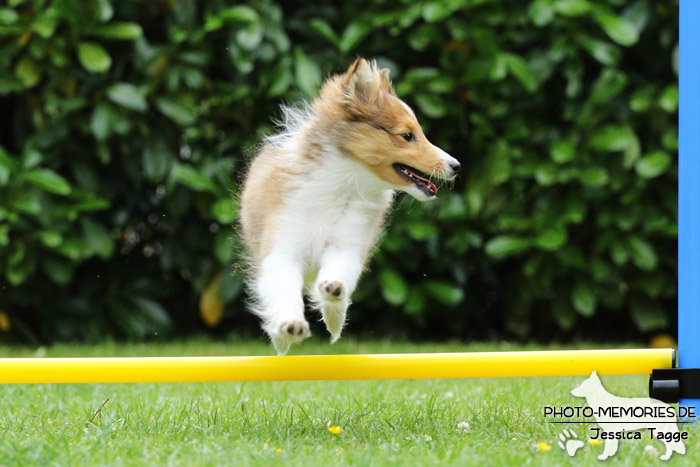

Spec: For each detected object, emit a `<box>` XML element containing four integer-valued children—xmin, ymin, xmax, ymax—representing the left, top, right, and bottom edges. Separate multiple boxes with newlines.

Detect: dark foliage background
<box><xmin>0</xmin><ymin>0</ymin><xmax>678</xmax><ymax>343</ymax></box>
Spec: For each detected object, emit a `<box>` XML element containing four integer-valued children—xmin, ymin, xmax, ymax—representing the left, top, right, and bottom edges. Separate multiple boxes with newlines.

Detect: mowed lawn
<box><xmin>0</xmin><ymin>338</ymin><xmax>694</xmax><ymax>466</ymax></box>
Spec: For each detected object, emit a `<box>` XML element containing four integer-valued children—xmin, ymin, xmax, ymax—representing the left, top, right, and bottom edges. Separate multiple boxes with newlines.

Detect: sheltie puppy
<box><xmin>240</xmin><ymin>58</ymin><xmax>460</xmax><ymax>355</ymax></box>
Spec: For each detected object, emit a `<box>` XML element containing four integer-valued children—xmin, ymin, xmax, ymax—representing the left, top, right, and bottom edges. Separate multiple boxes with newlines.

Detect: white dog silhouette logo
<box><xmin>564</xmin><ymin>370</ymin><xmax>685</xmax><ymax>461</ymax></box>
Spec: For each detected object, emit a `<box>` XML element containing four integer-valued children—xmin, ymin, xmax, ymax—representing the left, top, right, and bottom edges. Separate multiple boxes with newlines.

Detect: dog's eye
<box><xmin>401</xmin><ymin>132</ymin><xmax>415</xmax><ymax>142</ymax></box>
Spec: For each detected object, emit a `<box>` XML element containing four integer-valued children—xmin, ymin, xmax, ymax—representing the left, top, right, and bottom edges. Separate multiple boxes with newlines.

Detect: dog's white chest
<box><xmin>274</xmin><ymin>154</ymin><xmax>394</xmax><ymax>267</ymax></box>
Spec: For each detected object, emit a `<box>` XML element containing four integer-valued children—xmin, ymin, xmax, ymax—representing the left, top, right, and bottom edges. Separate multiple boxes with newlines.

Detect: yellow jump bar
<box><xmin>0</xmin><ymin>348</ymin><xmax>674</xmax><ymax>384</ymax></box>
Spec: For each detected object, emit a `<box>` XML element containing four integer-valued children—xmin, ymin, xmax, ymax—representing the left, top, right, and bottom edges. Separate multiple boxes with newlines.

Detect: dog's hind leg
<box><xmin>661</xmin><ymin>440</ymin><xmax>686</xmax><ymax>460</ymax></box>
<box><xmin>311</xmin><ymin>246</ymin><xmax>364</xmax><ymax>343</ymax></box>
<box><xmin>598</xmin><ymin>437</ymin><xmax>618</xmax><ymax>460</ymax></box>
<box><xmin>255</xmin><ymin>252</ymin><xmax>310</xmax><ymax>355</ymax></box>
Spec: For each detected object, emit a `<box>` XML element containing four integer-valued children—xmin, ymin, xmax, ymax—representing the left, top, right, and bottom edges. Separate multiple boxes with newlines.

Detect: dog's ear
<box><xmin>343</xmin><ymin>58</ymin><xmax>384</xmax><ymax>119</ymax></box>
<box><xmin>345</xmin><ymin>58</ymin><xmax>365</xmax><ymax>76</ymax></box>
<box><xmin>379</xmin><ymin>68</ymin><xmax>396</xmax><ymax>96</ymax></box>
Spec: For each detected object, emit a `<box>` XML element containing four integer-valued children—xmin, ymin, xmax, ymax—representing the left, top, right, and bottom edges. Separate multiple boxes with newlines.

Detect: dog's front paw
<box><xmin>279</xmin><ymin>319</ymin><xmax>310</xmax><ymax>337</ymax></box>
<box><xmin>315</xmin><ymin>280</ymin><xmax>348</xmax><ymax>342</ymax></box>
<box><xmin>318</xmin><ymin>280</ymin><xmax>345</xmax><ymax>302</ymax></box>
<box><xmin>265</xmin><ymin>319</ymin><xmax>311</xmax><ymax>355</ymax></box>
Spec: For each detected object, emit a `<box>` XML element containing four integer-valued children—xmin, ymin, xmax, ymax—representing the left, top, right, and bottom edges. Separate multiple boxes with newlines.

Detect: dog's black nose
<box><xmin>450</xmin><ymin>161</ymin><xmax>461</xmax><ymax>173</ymax></box>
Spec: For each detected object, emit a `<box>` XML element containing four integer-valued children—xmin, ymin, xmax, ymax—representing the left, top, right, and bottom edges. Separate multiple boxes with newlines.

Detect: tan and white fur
<box><xmin>239</xmin><ymin>58</ymin><xmax>460</xmax><ymax>355</ymax></box>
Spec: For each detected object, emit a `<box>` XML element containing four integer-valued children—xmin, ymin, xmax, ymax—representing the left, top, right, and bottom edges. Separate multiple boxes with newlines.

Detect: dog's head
<box><xmin>317</xmin><ymin>58</ymin><xmax>460</xmax><ymax>201</ymax></box>
<box><xmin>571</xmin><ymin>370</ymin><xmax>603</xmax><ymax>398</ymax></box>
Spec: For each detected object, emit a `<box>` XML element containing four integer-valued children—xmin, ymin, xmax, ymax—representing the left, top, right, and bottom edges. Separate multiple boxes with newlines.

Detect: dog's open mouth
<box><xmin>393</xmin><ymin>163</ymin><xmax>437</xmax><ymax>196</ymax></box>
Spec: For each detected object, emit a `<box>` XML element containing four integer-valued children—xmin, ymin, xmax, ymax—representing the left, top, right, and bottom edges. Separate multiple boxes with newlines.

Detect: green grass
<box><xmin>0</xmin><ymin>338</ymin><xmax>694</xmax><ymax>466</ymax></box>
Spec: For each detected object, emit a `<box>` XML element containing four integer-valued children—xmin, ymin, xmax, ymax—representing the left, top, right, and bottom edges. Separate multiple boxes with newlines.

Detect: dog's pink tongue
<box><xmin>427</xmin><ymin>180</ymin><xmax>437</xmax><ymax>194</ymax></box>
<box><xmin>412</xmin><ymin>170</ymin><xmax>437</xmax><ymax>194</ymax></box>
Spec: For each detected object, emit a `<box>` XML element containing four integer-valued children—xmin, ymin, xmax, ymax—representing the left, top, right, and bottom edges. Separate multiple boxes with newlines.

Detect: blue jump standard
<box><xmin>679</xmin><ymin>0</ymin><xmax>699</xmax><ymax>420</ymax></box>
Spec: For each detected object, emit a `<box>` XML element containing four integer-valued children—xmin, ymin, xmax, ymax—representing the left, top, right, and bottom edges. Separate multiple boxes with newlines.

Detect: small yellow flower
<box><xmin>538</xmin><ymin>442</ymin><xmax>552</xmax><ymax>451</ymax></box>
<box><xmin>588</xmin><ymin>438</ymin><xmax>602</xmax><ymax>446</ymax></box>
<box><xmin>328</xmin><ymin>426</ymin><xmax>343</xmax><ymax>435</ymax></box>
<box><xmin>275</xmin><ymin>448</ymin><xmax>282</xmax><ymax>453</ymax></box>
<box><xmin>0</xmin><ymin>311</ymin><xmax>10</xmax><ymax>332</ymax></box>
<box><xmin>265</xmin><ymin>438</ymin><xmax>270</xmax><ymax>443</ymax></box>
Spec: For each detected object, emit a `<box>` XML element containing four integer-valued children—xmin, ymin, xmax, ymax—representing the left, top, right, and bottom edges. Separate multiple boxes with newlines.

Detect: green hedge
<box><xmin>0</xmin><ymin>0</ymin><xmax>678</xmax><ymax>342</ymax></box>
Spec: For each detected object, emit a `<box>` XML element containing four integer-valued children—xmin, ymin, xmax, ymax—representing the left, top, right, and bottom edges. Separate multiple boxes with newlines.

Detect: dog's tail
<box><xmin>671</xmin><ymin>441</ymin><xmax>686</xmax><ymax>455</ymax></box>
